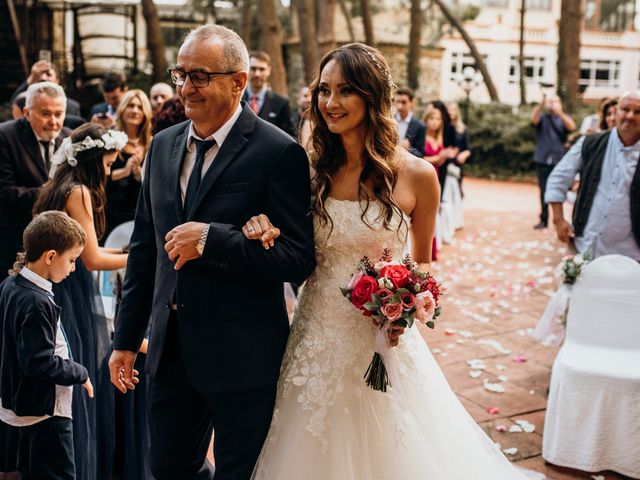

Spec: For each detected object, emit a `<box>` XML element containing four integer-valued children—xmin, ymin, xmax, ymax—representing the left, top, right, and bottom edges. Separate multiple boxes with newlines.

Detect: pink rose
<box><xmin>415</xmin><ymin>291</ymin><xmax>436</xmax><ymax>323</ymax></box>
<box><xmin>380</xmin><ymin>302</ymin><xmax>403</xmax><ymax>321</ymax></box>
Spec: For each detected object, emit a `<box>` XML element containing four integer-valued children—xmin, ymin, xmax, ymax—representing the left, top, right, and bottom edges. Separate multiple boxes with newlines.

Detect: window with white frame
<box><xmin>509</xmin><ymin>56</ymin><xmax>546</xmax><ymax>84</ymax></box>
<box><xmin>480</xmin><ymin>0</ymin><xmax>509</xmax><ymax>8</ymax></box>
<box><xmin>525</xmin><ymin>0</ymin><xmax>551</xmax><ymax>10</ymax></box>
<box><xmin>449</xmin><ymin>52</ymin><xmax>488</xmax><ymax>82</ymax></box>
<box><xmin>579</xmin><ymin>59</ymin><xmax>621</xmax><ymax>89</ymax></box>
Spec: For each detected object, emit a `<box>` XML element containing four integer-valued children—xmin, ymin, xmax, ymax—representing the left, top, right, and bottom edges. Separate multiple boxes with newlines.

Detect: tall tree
<box><xmin>407</xmin><ymin>0</ymin><xmax>423</xmax><ymax>91</ymax></box>
<box><xmin>557</xmin><ymin>0</ymin><xmax>581</xmax><ymax>112</ymax></box>
<box><xmin>297</xmin><ymin>0</ymin><xmax>319</xmax><ymax>85</ymax></box>
<box><xmin>433</xmin><ymin>0</ymin><xmax>499</xmax><ymax>102</ymax></box>
<box><xmin>141</xmin><ymin>0</ymin><xmax>167</xmax><ymax>83</ymax></box>
<box><xmin>359</xmin><ymin>0</ymin><xmax>375</xmax><ymax>46</ymax></box>
<box><xmin>518</xmin><ymin>0</ymin><xmax>526</xmax><ymax>105</ymax></box>
<box><xmin>240</xmin><ymin>0</ymin><xmax>253</xmax><ymax>48</ymax></box>
<box><xmin>258</xmin><ymin>0</ymin><xmax>288</xmax><ymax>95</ymax></box>
<box><xmin>338</xmin><ymin>0</ymin><xmax>356</xmax><ymax>42</ymax></box>
<box><xmin>317</xmin><ymin>0</ymin><xmax>337</xmax><ymax>56</ymax></box>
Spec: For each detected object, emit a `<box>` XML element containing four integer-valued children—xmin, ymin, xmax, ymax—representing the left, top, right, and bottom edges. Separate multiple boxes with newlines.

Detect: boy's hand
<box><xmin>83</xmin><ymin>378</ymin><xmax>94</xmax><ymax>398</ymax></box>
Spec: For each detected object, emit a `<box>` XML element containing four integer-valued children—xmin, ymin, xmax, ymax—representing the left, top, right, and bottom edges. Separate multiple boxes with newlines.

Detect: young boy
<box><xmin>0</xmin><ymin>211</ymin><xmax>93</xmax><ymax>480</ymax></box>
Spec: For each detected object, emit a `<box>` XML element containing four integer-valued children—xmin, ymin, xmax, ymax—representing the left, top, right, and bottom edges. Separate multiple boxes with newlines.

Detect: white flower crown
<box><xmin>49</xmin><ymin>130</ymin><xmax>128</xmax><ymax>177</ymax></box>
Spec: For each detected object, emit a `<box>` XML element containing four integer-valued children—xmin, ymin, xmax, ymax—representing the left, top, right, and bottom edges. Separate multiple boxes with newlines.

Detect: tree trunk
<box><xmin>297</xmin><ymin>0</ymin><xmax>319</xmax><ymax>84</ymax></box>
<box><xmin>433</xmin><ymin>0</ymin><xmax>499</xmax><ymax>102</ymax></box>
<box><xmin>407</xmin><ymin>0</ymin><xmax>422</xmax><ymax>91</ymax></box>
<box><xmin>518</xmin><ymin>0</ymin><xmax>526</xmax><ymax>105</ymax></box>
<box><xmin>258</xmin><ymin>0</ymin><xmax>288</xmax><ymax>96</ymax></box>
<box><xmin>337</xmin><ymin>0</ymin><xmax>355</xmax><ymax>42</ymax></box>
<box><xmin>141</xmin><ymin>0</ymin><xmax>167</xmax><ymax>83</ymax></box>
<box><xmin>240</xmin><ymin>0</ymin><xmax>253</xmax><ymax>48</ymax></box>
<box><xmin>317</xmin><ymin>0</ymin><xmax>337</xmax><ymax>56</ymax></box>
<box><xmin>557</xmin><ymin>0</ymin><xmax>581</xmax><ymax>112</ymax></box>
<box><xmin>359</xmin><ymin>0</ymin><xmax>375</xmax><ymax>46</ymax></box>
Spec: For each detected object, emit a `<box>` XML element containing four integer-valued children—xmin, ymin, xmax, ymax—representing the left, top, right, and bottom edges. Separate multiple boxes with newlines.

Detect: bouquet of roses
<box><xmin>340</xmin><ymin>249</ymin><xmax>442</xmax><ymax>392</ymax></box>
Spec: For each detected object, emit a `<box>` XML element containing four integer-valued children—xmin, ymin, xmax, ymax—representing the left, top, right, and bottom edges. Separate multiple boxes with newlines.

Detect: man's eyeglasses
<box><xmin>168</xmin><ymin>68</ymin><xmax>237</xmax><ymax>88</ymax></box>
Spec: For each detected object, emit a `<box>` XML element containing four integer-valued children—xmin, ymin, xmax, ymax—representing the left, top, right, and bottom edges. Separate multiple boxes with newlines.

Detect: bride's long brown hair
<box><xmin>308</xmin><ymin>43</ymin><xmax>403</xmax><ymax>236</ymax></box>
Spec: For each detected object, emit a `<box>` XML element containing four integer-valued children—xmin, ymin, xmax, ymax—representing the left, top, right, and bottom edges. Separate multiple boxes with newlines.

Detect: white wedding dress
<box><xmin>252</xmin><ymin>198</ymin><xmax>536</xmax><ymax>479</ymax></box>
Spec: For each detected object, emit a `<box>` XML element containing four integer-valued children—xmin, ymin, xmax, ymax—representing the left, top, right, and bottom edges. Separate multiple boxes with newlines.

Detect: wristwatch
<box><xmin>195</xmin><ymin>224</ymin><xmax>210</xmax><ymax>256</ymax></box>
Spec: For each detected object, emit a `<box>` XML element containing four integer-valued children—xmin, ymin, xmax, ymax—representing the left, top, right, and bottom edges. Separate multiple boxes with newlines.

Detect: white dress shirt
<box><xmin>545</xmin><ymin>129</ymin><xmax>640</xmax><ymax>260</ymax></box>
<box><xmin>180</xmin><ymin>104</ymin><xmax>244</xmax><ymax>206</ymax></box>
<box><xmin>0</xmin><ymin>267</ymin><xmax>73</xmax><ymax>426</ymax></box>
<box><xmin>245</xmin><ymin>85</ymin><xmax>268</xmax><ymax>113</ymax></box>
<box><xmin>395</xmin><ymin>111</ymin><xmax>413</xmax><ymax>143</ymax></box>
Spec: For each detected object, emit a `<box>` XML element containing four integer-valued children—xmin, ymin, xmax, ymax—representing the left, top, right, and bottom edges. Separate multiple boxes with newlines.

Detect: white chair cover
<box><xmin>444</xmin><ymin>164</ymin><xmax>464</xmax><ymax>230</ymax></box>
<box><xmin>543</xmin><ymin>255</ymin><xmax>640</xmax><ymax>478</ymax></box>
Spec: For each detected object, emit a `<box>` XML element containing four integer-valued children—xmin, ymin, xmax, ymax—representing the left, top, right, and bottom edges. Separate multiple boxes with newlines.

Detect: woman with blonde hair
<box><xmin>243</xmin><ymin>43</ymin><xmax>537</xmax><ymax>480</ymax></box>
<box><xmin>105</xmin><ymin>89</ymin><xmax>153</xmax><ymax>239</ymax></box>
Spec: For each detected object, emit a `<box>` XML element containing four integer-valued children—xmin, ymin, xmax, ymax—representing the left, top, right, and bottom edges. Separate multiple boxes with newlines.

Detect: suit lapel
<box><xmin>170</xmin><ymin>125</ymin><xmax>190</xmax><ymax>224</ymax></box>
<box><xmin>19</xmin><ymin>119</ymin><xmax>47</xmax><ymax>180</ymax></box>
<box><xmin>186</xmin><ymin>106</ymin><xmax>255</xmax><ymax>220</ymax></box>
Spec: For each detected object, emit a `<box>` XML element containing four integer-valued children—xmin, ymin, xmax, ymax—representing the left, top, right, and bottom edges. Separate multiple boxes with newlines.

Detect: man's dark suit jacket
<box><xmin>242</xmin><ymin>90</ymin><xmax>295</xmax><ymax>137</ymax></box>
<box><xmin>402</xmin><ymin>117</ymin><xmax>427</xmax><ymax>159</ymax></box>
<box><xmin>0</xmin><ymin>119</ymin><xmax>70</xmax><ymax>279</ymax></box>
<box><xmin>113</xmin><ymin>103</ymin><xmax>316</xmax><ymax>396</ymax></box>
<box><xmin>0</xmin><ymin>274</ymin><xmax>88</xmax><ymax>416</ymax></box>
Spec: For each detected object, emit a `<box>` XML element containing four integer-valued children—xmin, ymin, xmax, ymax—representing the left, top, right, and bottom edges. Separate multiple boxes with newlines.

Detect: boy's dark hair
<box><xmin>9</xmin><ymin>211</ymin><xmax>86</xmax><ymax>276</ymax></box>
<box><xmin>12</xmin><ymin>92</ymin><xmax>26</xmax><ymax>109</ymax></box>
<box><xmin>249</xmin><ymin>51</ymin><xmax>271</xmax><ymax>65</ymax></box>
<box><xmin>102</xmin><ymin>72</ymin><xmax>127</xmax><ymax>93</ymax></box>
<box><xmin>396</xmin><ymin>87</ymin><xmax>414</xmax><ymax>101</ymax></box>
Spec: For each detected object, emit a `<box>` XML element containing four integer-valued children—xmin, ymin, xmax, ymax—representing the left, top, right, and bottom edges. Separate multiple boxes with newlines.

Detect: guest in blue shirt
<box><xmin>531</xmin><ymin>94</ymin><xmax>576</xmax><ymax>229</ymax></box>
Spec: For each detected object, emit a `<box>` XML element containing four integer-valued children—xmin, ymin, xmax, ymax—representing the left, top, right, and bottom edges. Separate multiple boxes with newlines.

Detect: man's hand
<box><xmin>27</xmin><ymin>60</ymin><xmax>53</xmax><ymax>84</ymax></box>
<box><xmin>164</xmin><ymin>221</ymin><xmax>208</xmax><ymax>269</ymax></box>
<box><xmin>401</xmin><ymin>138</ymin><xmax>411</xmax><ymax>151</ymax></box>
<box><xmin>91</xmin><ymin>113</ymin><xmax>114</xmax><ymax>128</ymax></box>
<box><xmin>387</xmin><ymin>323</ymin><xmax>406</xmax><ymax>347</ymax></box>
<box><xmin>553</xmin><ymin>218</ymin><xmax>575</xmax><ymax>244</ymax></box>
<box><xmin>108</xmin><ymin>349</ymin><xmax>138</xmax><ymax>394</ymax></box>
<box><xmin>82</xmin><ymin>378</ymin><xmax>94</xmax><ymax>398</ymax></box>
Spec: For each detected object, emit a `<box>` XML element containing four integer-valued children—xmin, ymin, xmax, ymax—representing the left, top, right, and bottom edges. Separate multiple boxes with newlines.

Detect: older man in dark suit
<box><xmin>0</xmin><ymin>81</ymin><xmax>69</xmax><ymax>280</ymax></box>
<box><xmin>241</xmin><ymin>51</ymin><xmax>295</xmax><ymax>136</ymax></box>
<box><xmin>109</xmin><ymin>25</ymin><xmax>315</xmax><ymax>480</ymax></box>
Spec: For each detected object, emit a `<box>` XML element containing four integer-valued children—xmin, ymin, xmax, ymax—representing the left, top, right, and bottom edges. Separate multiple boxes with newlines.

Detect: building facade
<box><xmin>439</xmin><ymin>0</ymin><xmax>639</xmax><ymax>105</ymax></box>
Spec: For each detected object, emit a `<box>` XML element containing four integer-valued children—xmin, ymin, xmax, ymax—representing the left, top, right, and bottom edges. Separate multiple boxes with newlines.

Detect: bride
<box><xmin>244</xmin><ymin>43</ymin><xmax>536</xmax><ymax>479</ymax></box>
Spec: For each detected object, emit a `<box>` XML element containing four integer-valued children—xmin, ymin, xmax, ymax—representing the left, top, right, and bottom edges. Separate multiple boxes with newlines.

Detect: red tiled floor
<box><xmin>429</xmin><ymin>178</ymin><xmax>635</xmax><ymax>479</ymax></box>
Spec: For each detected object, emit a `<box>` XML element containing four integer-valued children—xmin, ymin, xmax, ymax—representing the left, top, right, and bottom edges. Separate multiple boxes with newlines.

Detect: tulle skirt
<box><xmin>252</xmin><ymin>326</ymin><xmax>533</xmax><ymax>479</ymax></box>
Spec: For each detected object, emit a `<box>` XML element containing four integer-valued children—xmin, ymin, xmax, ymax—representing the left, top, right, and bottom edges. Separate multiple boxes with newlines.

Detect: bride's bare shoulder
<box><xmin>398</xmin><ymin>150</ymin><xmax>438</xmax><ymax>187</ymax></box>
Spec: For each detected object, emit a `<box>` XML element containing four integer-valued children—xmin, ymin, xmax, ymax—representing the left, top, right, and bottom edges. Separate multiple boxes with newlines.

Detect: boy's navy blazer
<box><xmin>0</xmin><ymin>274</ymin><xmax>88</xmax><ymax>417</ymax></box>
<box><xmin>113</xmin><ymin>103</ymin><xmax>316</xmax><ymax>395</ymax></box>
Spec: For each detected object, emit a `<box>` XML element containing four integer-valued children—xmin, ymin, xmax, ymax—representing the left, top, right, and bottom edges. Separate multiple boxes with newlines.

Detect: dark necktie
<box><xmin>184</xmin><ymin>138</ymin><xmax>216</xmax><ymax>216</ymax></box>
<box><xmin>40</xmin><ymin>140</ymin><xmax>51</xmax><ymax>172</ymax></box>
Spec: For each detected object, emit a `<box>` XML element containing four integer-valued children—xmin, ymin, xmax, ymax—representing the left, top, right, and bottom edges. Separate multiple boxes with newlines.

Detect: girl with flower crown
<box><xmin>33</xmin><ymin>122</ymin><xmax>128</xmax><ymax>480</ymax></box>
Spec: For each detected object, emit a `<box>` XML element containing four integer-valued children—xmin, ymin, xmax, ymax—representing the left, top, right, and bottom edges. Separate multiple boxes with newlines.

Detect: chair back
<box><xmin>565</xmin><ymin>254</ymin><xmax>640</xmax><ymax>350</ymax></box>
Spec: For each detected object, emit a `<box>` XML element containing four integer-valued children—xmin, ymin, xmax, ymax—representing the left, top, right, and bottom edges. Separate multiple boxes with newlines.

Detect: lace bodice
<box><xmin>272</xmin><ymin>198</ymin><xmax>412</xmax><ymax>449</ymax></box>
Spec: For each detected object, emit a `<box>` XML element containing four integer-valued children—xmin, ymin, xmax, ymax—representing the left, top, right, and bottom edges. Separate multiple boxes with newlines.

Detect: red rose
<box><xmin>350</xmin><ymin>275</ymin><xmax>379</xmax><ymax>310</ymax></box>
<box><xmin>380</xmin><ymin>264</ymin><xmax>410</xmax><ymax>288</ymax></box>
<box><xmin>421</xmin><ymin>275</ymin><xmax>441</xmax><ymax>302</ymax></box>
